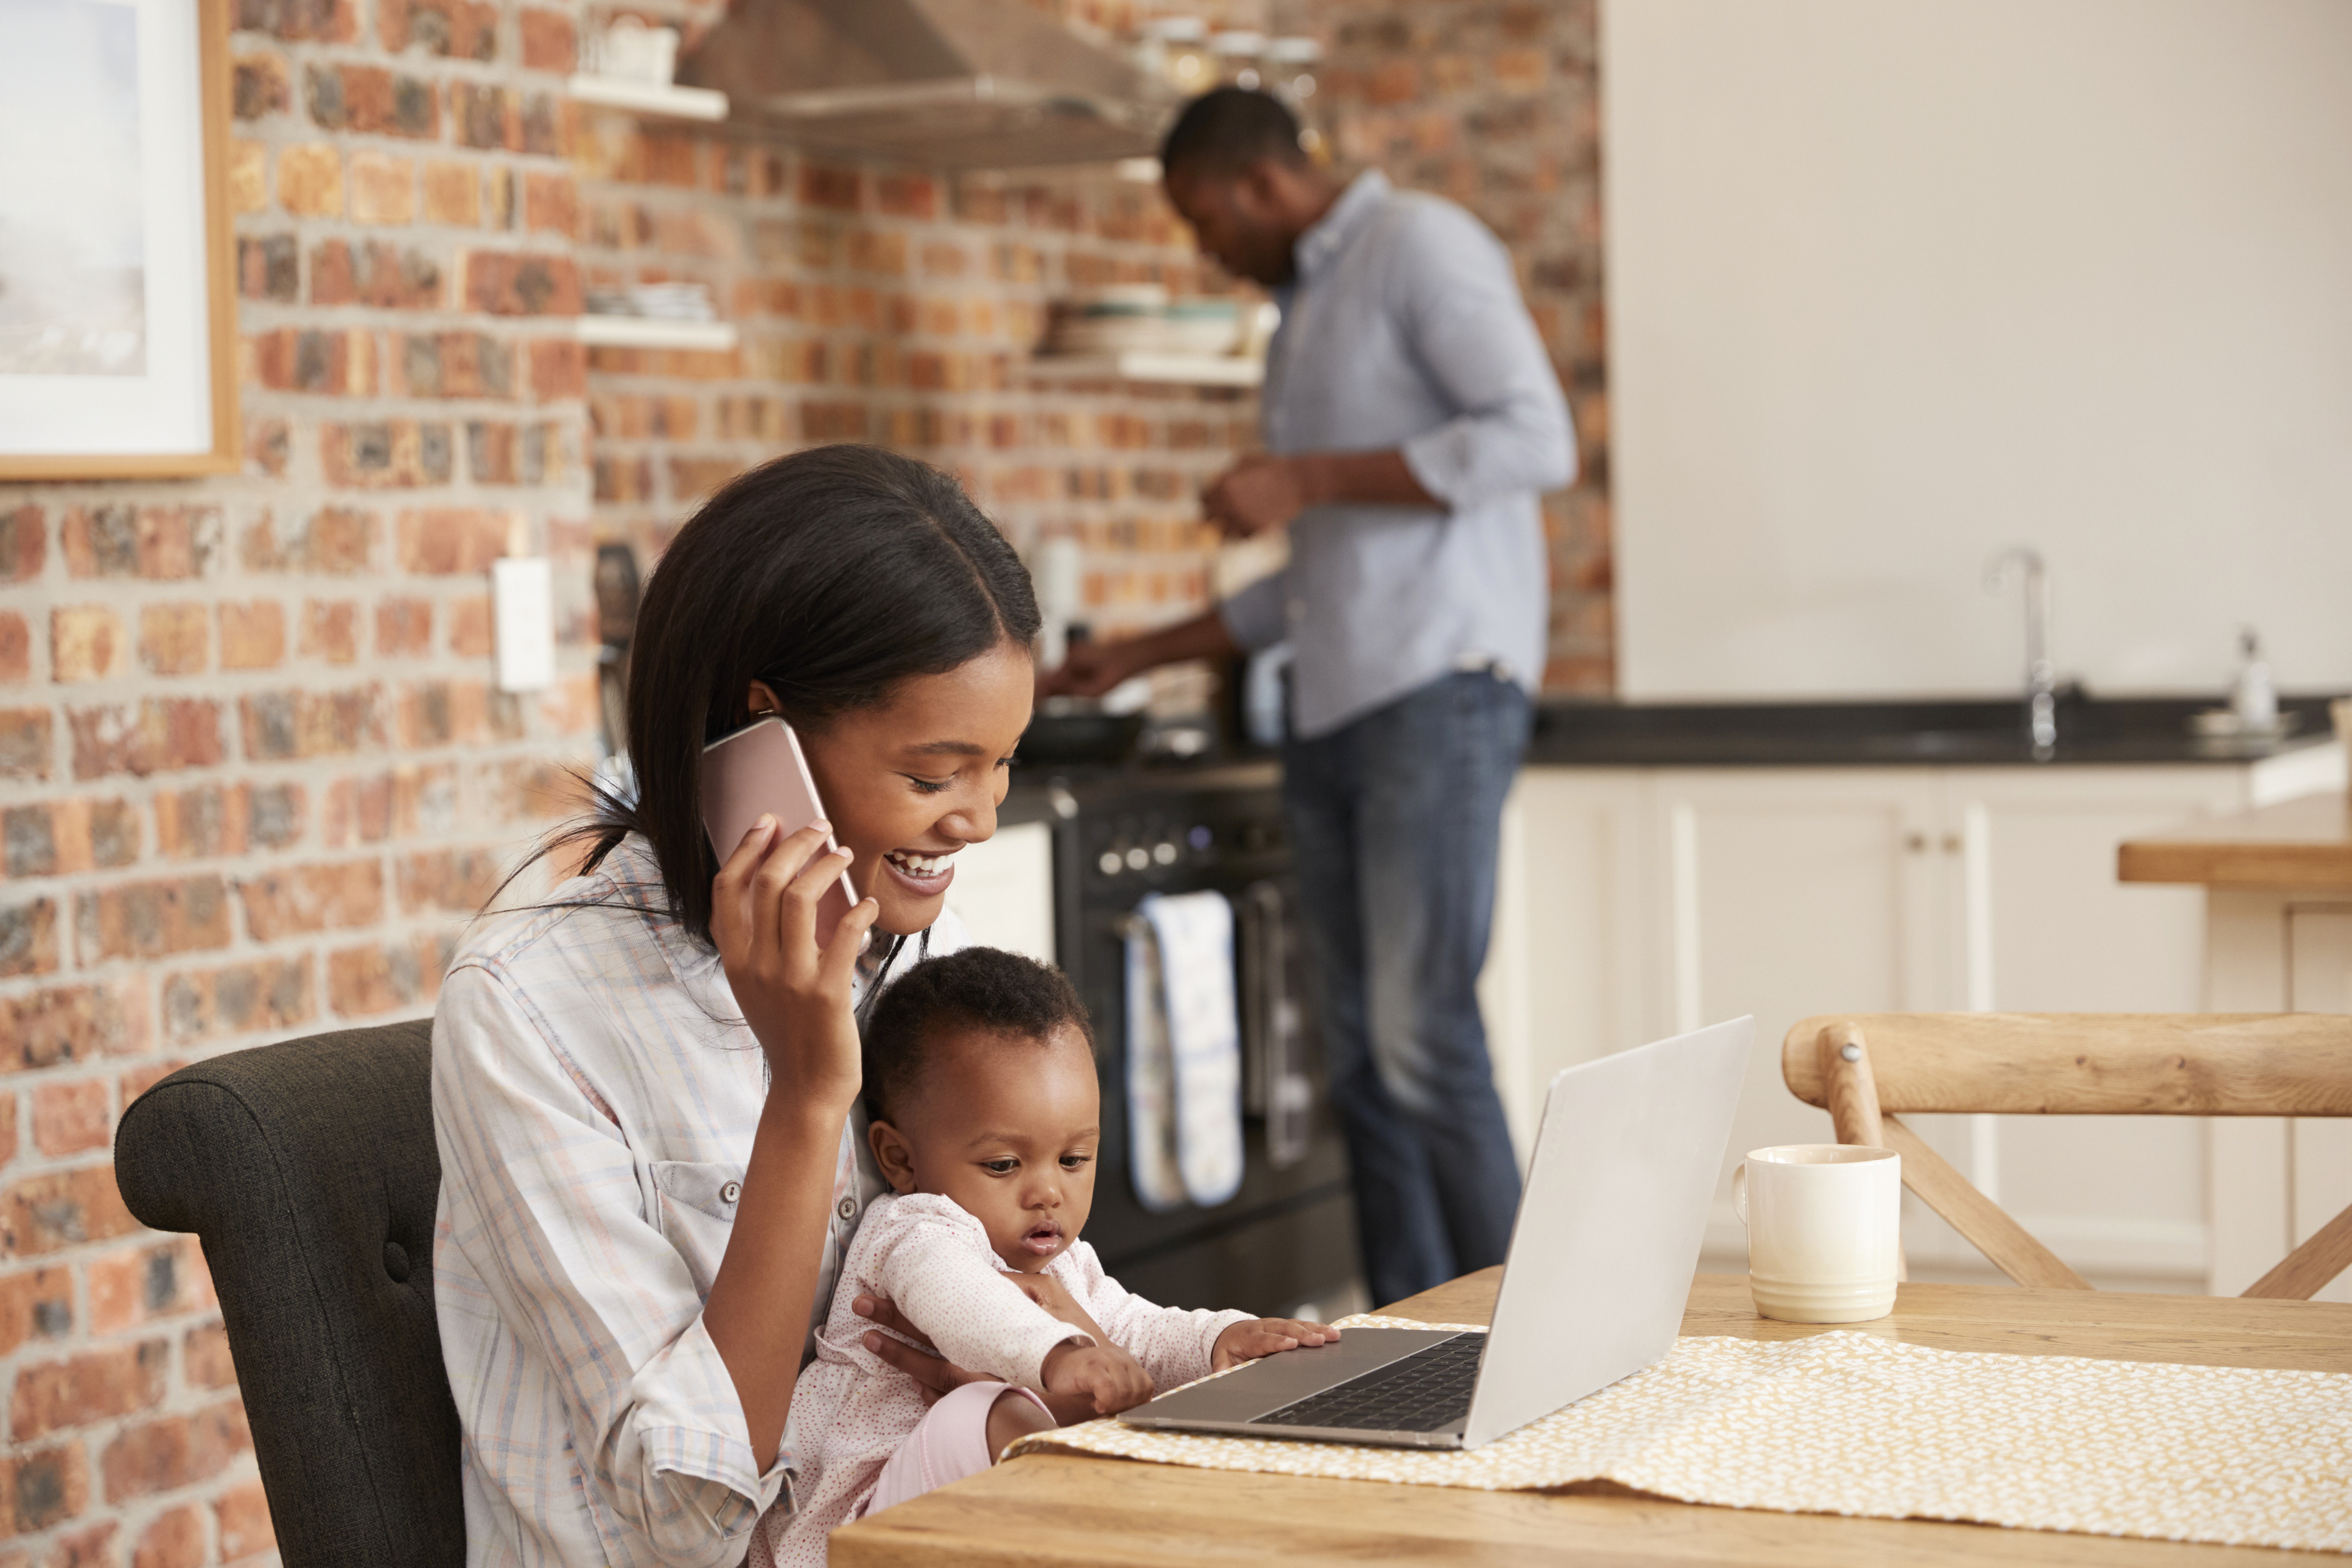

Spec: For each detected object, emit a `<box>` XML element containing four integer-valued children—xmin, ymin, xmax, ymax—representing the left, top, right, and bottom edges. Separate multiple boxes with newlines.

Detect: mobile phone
<box><xmin>701</xmin><ymin>717</ymin><xmax>859</xmax><ymax>944</ymax></box>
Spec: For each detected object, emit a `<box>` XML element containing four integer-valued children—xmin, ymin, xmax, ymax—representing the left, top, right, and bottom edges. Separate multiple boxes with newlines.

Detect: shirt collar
<box><xmin>1291</xmin><ymin>169</ymin><xmax>1391</xmax><ymax>285</ymax></box>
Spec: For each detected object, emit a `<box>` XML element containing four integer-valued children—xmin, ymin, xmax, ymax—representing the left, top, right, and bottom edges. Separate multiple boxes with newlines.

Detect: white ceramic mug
<box><xmin>1732</xmin><ymin>1144</ymin><xmax>1901</xmax><ymax>1323</ymax></box>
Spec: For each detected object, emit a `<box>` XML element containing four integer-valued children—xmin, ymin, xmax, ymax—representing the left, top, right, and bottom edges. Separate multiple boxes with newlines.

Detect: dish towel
<box><xmin>1008</xmin><ymin>1316</ymin><xmax>2352</xmax><ymax>1554</ymax></box>
<box><xmin>1124</xmin><ymin>891</ymin><xmax>1244</xmax><ymax>1211</ymax></box>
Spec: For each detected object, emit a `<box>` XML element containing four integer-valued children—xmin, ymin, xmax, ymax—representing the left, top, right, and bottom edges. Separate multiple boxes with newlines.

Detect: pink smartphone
<box><xmin>701</xmin><ymin>717</ymin><xmax>858</xmax><ymax>943</ymax></box>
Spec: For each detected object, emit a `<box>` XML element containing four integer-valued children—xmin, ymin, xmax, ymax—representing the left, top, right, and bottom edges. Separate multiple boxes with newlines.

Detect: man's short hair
<box><xmin>1160</xmin><ymin>87</ymin><xmax>1309</xmax><ymax>178</ymax></box>
<box><xmin>861</xmin><ymin>947</ymin><xmax>1093</xmax><ymax>1125</ymax></box>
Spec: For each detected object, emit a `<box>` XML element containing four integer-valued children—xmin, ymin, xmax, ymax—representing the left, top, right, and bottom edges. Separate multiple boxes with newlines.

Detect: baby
<box><xmin>761</xmin><ymin>947</ymin><xmax>1335</xmax><ymax>1566</ymax></box>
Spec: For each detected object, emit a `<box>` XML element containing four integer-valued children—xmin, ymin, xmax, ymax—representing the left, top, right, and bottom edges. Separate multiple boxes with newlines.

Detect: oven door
<box><xmin>1057</xmin><ymin>779</ymin><xmax>1356</xmax><ymax>1315</ymax></box>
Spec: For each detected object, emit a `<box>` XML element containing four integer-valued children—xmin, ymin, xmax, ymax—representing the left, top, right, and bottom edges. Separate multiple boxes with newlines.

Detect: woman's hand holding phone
<box><xmin>710</xmin><ymin>816</ymin><xmax>881</xmax><ymax>1106</ymax></box>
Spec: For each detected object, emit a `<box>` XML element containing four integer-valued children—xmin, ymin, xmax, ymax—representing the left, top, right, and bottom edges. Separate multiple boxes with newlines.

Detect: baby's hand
<box><xmin>1040</xmin><ymin>1340</ymin><xmax>1155</xmax><ymax>1415</ymax></box>
<box><xmin>1212</xmin><ymin>1317</ymin><xmax>1340</xmax><ymax>1371</ymax></box>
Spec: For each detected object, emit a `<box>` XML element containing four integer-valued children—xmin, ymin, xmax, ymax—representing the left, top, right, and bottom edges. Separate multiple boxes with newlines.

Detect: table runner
<box><xmin>1004</xmin><ymin>1315</ymin><xmax>2352</xmax><ymax>1552</ymax></box>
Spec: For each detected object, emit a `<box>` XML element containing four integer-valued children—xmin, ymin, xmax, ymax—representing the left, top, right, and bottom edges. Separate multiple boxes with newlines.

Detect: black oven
<box><xmin>1021</xmin><ymin>763</ymin><xmax>1359</xmax><ymax>1318</ymax></box>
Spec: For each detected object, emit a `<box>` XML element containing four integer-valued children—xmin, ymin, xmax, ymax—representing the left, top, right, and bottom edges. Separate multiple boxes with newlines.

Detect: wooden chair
<box><xmin>1782</xmin><ymin>1012</ymin><xmax>2352</xmax><ymax>1298</ymax></box>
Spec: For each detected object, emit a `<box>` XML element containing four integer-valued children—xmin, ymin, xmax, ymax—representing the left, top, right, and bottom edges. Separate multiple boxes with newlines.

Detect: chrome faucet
<box><xmin>1986</xmin><ymin>547</ymin><xmax>2057</xmax><ymax>757</ymax></box>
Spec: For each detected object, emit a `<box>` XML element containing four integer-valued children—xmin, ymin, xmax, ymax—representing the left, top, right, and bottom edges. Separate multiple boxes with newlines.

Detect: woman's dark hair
<box><xmin>861</xmin><ymin>948</ymin><xmax>1093</xmax><ymax>1125</ymax></box>
<box><xmin>560</xmin><ymin>444</ymin><xmax>1040</xmax><ymax>943</ymax></box>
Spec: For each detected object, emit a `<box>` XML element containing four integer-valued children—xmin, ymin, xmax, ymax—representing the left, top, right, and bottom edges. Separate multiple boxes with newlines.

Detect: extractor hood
<box><xmin>677</xmin><ymin>0</ymin><xmax>1178</xmax><ymax>170</ymax></box>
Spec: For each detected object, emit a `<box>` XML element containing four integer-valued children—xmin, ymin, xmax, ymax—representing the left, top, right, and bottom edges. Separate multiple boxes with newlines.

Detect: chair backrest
<box><xmin>1783</xmin><ymin>1013</ymin><xmax>2352</xmax><ymax>1300</ymax></box>
<box><xmin>115</xmin><ymin>1020</ymin><xmax>463</xmax><ymax>1568</ymax></box>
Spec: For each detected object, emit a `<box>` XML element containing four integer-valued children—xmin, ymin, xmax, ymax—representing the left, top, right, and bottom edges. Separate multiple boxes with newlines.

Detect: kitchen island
<box><xmin>2118</xmin><ymin>793</ymin><xmax>2352</xmax><ymax>1301</ymax></box>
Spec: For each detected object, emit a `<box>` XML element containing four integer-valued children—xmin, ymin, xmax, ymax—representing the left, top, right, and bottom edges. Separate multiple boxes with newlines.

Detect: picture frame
<box><xmin>0</xmin><ymin>0</ymin><xmax>239</xmax><ymax>479</ymax></box>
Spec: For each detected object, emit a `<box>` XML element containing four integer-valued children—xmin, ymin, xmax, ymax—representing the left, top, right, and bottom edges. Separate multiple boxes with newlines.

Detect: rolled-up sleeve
<box><xmin>1217</xmin><ymin>562</ymin><xmax>1293</xmax><ymax>654</ymax></box>
<box><xmin>1394</xmin><ymin>205</ymin><xmax>1576</xmax><ymax>510</ymax></box>
<box><xmin>870</xmin><ymin>1198</ymin><xmax>1086</xmax><ymax>1390</ymax></box>
<box><xmin>433</xmin><ymin>962</ymin><xmax>787</xmax><ymax>1568</ymax></box>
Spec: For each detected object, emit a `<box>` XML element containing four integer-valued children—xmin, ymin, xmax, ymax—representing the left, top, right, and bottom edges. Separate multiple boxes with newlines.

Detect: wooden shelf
<box><xmin>577</xmin><ymin>316</ymin><xmax>739</xmax><ymax>351</ymax></box>
<box><xmin>566</xmin><ymin>75</ymin><xmax>727</xmax><ymax>121</ymax></box>
<box><xmin>1027</xmin><ymin>352</ymin><xmax>1264</xmax><ymax>388</ymax></box>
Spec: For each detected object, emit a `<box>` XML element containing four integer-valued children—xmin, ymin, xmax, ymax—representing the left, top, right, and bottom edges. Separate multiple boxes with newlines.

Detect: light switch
<box><xmin>492</xmin><ymin>556</ymin><xmax>556</xmax><ymax>691</ymax></box>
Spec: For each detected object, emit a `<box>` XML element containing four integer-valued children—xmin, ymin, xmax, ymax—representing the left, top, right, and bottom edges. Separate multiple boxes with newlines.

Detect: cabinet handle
<box><xmin>1941</xmin><ymin>833</ymin><xmax>1963</xmax><ymax>854</ymax></box>
<box><xmin>1905</xmin><ymin>832</ymin><xmax>1927</xmax><ymax>853</ymax></box>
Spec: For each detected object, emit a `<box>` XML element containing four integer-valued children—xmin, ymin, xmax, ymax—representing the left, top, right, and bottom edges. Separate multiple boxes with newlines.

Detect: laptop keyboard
<box><xmin>1250</xmin><ymin>1334</ymin><xmax>1485</xmax><ymax>1433</ymax></box>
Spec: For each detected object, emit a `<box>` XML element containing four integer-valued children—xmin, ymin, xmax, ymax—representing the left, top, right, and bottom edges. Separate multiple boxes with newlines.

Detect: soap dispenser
<box><xmin>2231</xmin><ymin>629</ymin><xmax>2278</xmax><ymax>732</ymax></box>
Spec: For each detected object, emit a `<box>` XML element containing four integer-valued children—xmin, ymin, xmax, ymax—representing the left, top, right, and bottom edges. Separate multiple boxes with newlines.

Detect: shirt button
<box><xmin>719</xmin><ymin>1181</ymin><xmax>742</xmax><ymax>1205</ymax></box>
<box><xmin>838</xmin><ymin>1197</ymin><xmax>857</xmax><ymax>1221</ymax></box>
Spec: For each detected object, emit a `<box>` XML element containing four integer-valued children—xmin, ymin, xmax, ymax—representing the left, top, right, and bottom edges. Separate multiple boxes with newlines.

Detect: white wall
<box><xmin>1605</xmin><ymin>0</ymin><xmax>2352</xmax><ymax>700</ymax></box>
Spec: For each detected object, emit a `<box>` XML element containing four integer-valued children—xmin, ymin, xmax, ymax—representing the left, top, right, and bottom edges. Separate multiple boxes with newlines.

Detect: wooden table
<box><xmin>2119</xmin><ymin>792</ymin><xmax>2352</xmax><ymax>1298</ymax></box>
<box><xmin>830</xmin><ymin>1270</ymin><xmax>2352</xmax><ymax>1567</ymax></box>
<box><xmin>2118</xmin><ymin>789</ymin><xmax>2352</xmax><ymax>889</ymax></box>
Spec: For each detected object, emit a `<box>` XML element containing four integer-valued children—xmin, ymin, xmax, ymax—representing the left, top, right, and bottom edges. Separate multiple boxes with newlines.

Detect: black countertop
<box><xmin>1003</xmin><ymin>696</ymin><xmax>2342</xmax><ymax>800</ymax></box>
<box><xmin>1001</xmin><ymin>758</ymin><xmax>1281</xmax><ymax>823</ymax></box>
<box><xmin>1525</xmin><ymin>694</ymin><xmax>2342</xmax><ymax>768</ymax></box>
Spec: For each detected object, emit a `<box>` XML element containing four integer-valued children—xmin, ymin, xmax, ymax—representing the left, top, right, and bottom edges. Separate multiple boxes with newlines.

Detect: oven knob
<box><xmin>1152</xmin><ymin>841</ymin><xmax>1177</xmax><ymax>866</ymax></box>
<box><xmin>1124</xmin><ymin>845</ymin><xmax>1150</xmax><ymax>871</ymax></box>
<box><xmin>1097</xmin><ymin>850</ymin><xmax>1123</xmax><ymax>877</ymax></box>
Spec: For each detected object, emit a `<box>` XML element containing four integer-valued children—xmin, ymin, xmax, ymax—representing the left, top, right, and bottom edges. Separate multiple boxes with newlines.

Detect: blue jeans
<box><xmin>1283</xmin><ymin>668</ymin><xmax>1531</xmax><ymax>1307</ymax></box>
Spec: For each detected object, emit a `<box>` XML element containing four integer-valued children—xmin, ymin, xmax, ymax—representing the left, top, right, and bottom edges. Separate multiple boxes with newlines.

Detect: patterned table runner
<box><xmin>1006</xmin><ymin>1314</ymin><xmax>2352</xmax><ymax>1552</ymax></box>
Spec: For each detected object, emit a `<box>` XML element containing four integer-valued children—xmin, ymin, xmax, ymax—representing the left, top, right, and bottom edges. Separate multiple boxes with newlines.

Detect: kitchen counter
<box><xmin>2117</xmin><ymin>791</ymin><xmax>2352</xmax><ymax>888</ymax></box>
<box><xmin>1528</xmin><ymin>695</ymin><xmax>2340</xmax><ymax>768</ymax></box>
<box><xmin>1006</xmin><ymin>697</ymin><xmax>2340</xmax><ymax>785</ymax></box>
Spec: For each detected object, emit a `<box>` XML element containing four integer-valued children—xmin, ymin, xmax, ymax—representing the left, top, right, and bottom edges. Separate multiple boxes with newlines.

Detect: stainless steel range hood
<box><xmin>677</xmin><ymin>0</ymin><xmax>1178</xmax><ymax>170</ymax></box>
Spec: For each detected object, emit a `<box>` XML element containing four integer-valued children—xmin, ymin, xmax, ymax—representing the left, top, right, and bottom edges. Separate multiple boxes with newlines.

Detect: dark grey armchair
<box><xmin>115</xmin><ymin>1020</ymin><xmax>464</xmax><ymax>1568</ymax></box>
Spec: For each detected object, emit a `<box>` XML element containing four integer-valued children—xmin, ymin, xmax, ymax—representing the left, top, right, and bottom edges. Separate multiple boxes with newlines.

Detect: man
<box><xmin>1046</xmin><ymin>89</ymin><xmax>1575</xmax><ymax>1305</ymax></box>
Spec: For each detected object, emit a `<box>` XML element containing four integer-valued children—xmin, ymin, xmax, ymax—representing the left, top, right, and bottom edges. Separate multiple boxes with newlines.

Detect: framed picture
<box><xmin>0</xmin><ymin>0</ymin><xmax>237</xmax><ymax>478</ymax></box>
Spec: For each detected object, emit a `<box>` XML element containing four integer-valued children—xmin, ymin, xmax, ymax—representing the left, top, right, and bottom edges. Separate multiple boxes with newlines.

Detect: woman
<box><xmin>432</xmin><ymin>446</ymin><xmax>1043</xmax><ymax>1567</ymax></box>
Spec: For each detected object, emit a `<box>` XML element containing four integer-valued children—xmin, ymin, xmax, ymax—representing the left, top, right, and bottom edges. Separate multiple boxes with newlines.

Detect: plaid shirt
<box><xmin>432</xmin><ymin>836</ymin><xmax>967</xmax><ymax>1567</ymax></box>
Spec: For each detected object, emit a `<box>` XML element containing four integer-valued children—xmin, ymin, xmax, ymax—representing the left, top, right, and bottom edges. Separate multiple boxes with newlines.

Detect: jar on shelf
<box><xmin>1209</xmin><ymin>29</ymin><xmax>1265</xmax><ymax>89</ymax></box>
<box><xmin>1139</xmin><ymin>16</ymin><xmax>1214</xmax><ymax>94</ymax></box>
<box><xmin>583</xmin><ymin>14</ymin><xmax>679</xmax><ymax>85</ymax></box>
<box><xmin>1264</xmin><ymin>37</ymin><xmax>1323</xmax><ymax>107</ymax></box>
<box><xmin>1264</xmin><ymin>36</ymin><xmax>1328</xmax><ymax>161</ymax></box>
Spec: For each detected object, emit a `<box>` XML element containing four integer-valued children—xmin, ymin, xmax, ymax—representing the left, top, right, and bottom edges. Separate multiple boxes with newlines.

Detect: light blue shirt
<box><xmin>1219</xmin><ymin>170</ymin><xmax>1575</xmax><ymax>739</ymax></box>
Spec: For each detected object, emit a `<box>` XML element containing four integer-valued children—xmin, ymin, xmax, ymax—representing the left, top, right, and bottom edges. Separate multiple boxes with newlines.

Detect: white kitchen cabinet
<box><xmin>1484</xmin><ymin>758</ymin><xmax>2292</xmax><ymax>1292</ymax></box>
<box><xmin>1479</xmin><ymin>770</ymin><xmax>1651</xmax><ymax>1155</ymax></box>
<box><xmin>1941</xmin><ymin>768</ymin><xmax>2242</xmax><ymax>1285</ymax></box>
<box><xmin>1651</xmin><ymin>769</ymin><xmax>1945</xmax><ymax>1241</ymax></box>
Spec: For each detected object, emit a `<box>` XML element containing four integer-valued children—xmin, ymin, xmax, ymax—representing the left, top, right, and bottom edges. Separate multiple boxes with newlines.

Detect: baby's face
<box><xmin>870</xmin><ymin>1023</ymin><xmax>1101</xmax><ymax>1274</ymax></box>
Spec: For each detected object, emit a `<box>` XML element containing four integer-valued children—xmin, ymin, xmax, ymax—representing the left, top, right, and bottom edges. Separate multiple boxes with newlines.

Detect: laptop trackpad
<box><xmin>1121</xmin><ymin>1328</ymin><xmax>1468</xmax><ymax>1427</ymax></box>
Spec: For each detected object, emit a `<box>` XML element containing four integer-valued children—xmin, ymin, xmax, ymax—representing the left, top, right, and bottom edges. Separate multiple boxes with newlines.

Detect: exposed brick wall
<box><xmin>0</xmin><ymin>0</ymin><xmax>595</xmax><ymax>1556</ymax></box>
<box><xmin>573</xmin><ymin>0</ymin><xmax>1273</xmax><ymax>652</ymax></box>
<box><xmin>578</xmin><ymin>0</ymin><xmax>1607</xmax><ymax>686</ymax></box>
<box><xmin>574</xmin><ymin>127</ymin><xmax>1258</xmax><ymax>644</ymax></box>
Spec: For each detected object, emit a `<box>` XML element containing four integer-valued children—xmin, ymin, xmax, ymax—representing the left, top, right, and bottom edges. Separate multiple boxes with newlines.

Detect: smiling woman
<box><xmin>429</xmin><ymin>445</ymin><xmax>1048</xmax><ymax>1568</ymax></box>
<box><xmin>749</xmin><ymin>639</ymin><xmax>1035</xmax><ymax>940</ymax></box>
<box><xmin>588</xmin><ymin>443</ymin><xmax>1041</xmax><ymax>943</ymax></box>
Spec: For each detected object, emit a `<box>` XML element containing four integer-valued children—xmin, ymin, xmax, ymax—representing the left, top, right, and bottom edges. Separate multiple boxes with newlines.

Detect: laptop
<box><xmin>1119</xmin><ymin>1017</ymin><xmax>1753</xmax><ymax>1451</ymax></box>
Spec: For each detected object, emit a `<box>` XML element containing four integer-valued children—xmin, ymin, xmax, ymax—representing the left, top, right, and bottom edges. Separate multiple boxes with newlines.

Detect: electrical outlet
<box><xmin>493</xmin><ymin>556</ymin><xmax>556</xmax><ymax>691</ymax></box>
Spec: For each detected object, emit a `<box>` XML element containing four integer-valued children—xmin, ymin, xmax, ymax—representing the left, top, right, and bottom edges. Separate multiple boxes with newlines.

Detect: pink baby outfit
<box><xmin>758</xmin><ymin>1191</ymin><xmax>1252</xmax><ymax>1566</ymax></box>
